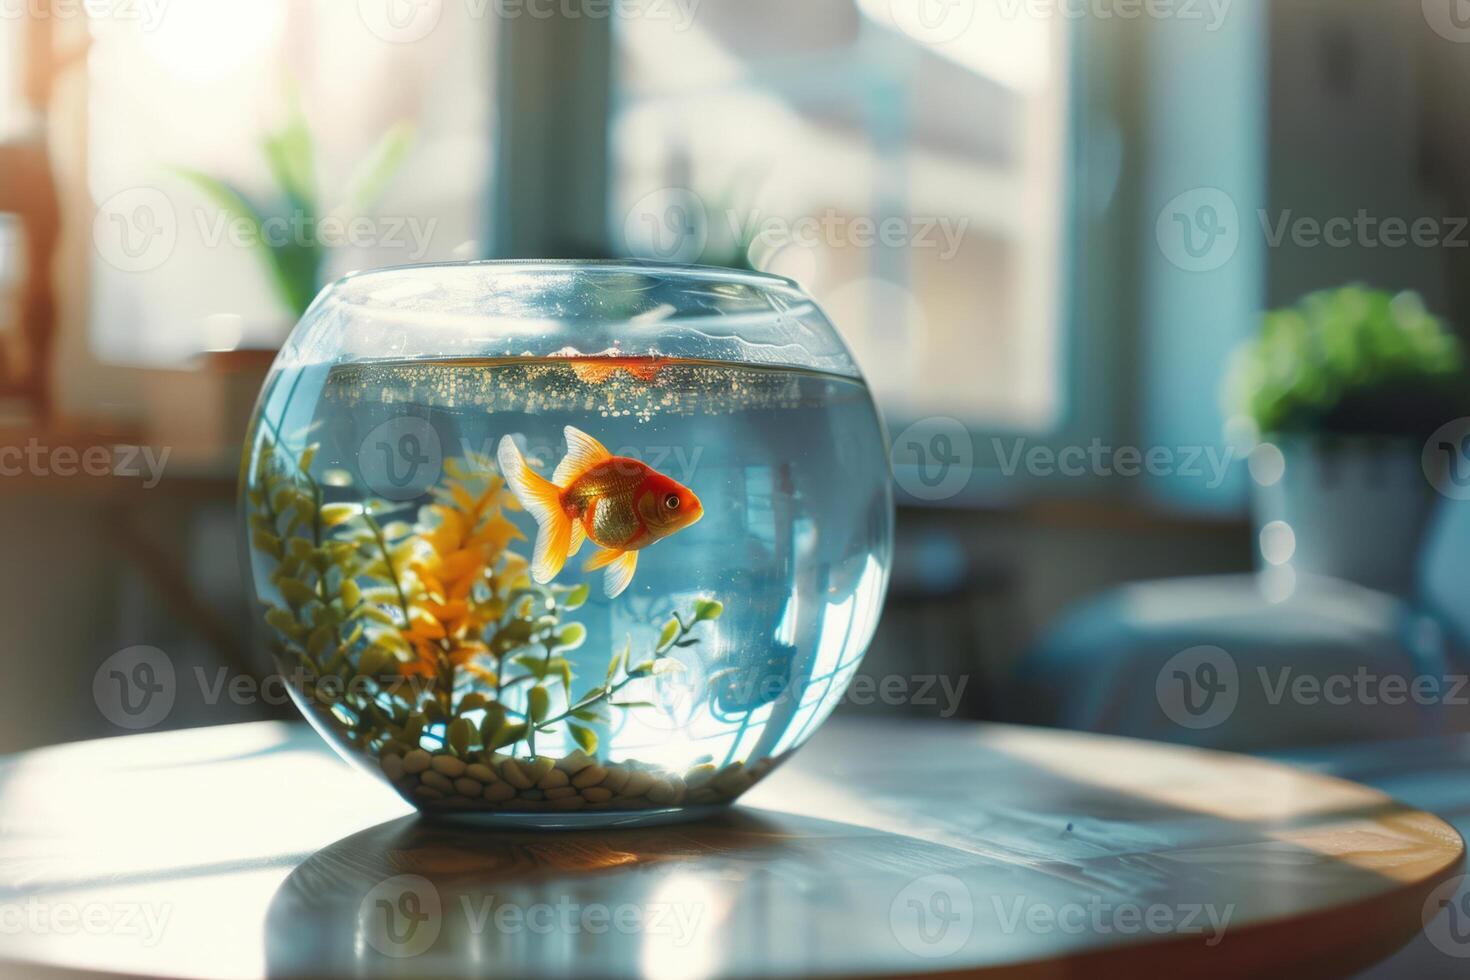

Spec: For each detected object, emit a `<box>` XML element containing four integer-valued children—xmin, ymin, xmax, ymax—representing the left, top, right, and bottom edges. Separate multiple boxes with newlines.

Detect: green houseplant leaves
<box><xmin>1225</xmin><ymin>285</ymin><xmax>1469</xmax><ymax>438</ymax></box>
<box><xmin>177</xmin><ymin>95</ymin><xmax>416</xmax><ymax>318</ymax></box>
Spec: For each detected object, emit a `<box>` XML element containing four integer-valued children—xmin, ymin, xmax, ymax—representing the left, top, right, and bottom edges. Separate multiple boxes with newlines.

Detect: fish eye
<box><xmin>664</xmin><ymin>494</ymin><xmax>681</xmax><ymax>510</ymax></box>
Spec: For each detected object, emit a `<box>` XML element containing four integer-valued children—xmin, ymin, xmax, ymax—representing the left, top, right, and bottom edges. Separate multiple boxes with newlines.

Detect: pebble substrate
<box><xmin>381</xmin><ymin>748</ymin><xmax>777</xmax><ymax>812</ymax></box>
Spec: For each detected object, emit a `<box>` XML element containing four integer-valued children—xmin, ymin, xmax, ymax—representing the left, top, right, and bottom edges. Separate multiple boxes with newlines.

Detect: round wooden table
<box><xmin>0</xmin><ymin>719</ymin><xmax>1460</xmax><ymax>978</ymax></box>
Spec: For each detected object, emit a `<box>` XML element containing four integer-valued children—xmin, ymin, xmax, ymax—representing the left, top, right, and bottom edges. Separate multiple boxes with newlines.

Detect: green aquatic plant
<box><xmin>526</xmin><ymin>597</ymin><xmax>726</xmax><ymax>756</ymax></box>
<box><xmin>246</xmin><ymin>434</ymin><xmax>425</xmax><ymax>753</ymax></box>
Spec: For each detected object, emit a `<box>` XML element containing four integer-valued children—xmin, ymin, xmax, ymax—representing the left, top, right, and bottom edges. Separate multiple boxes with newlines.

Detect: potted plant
<box><xmin>1225</xmin><ymin>285</ymin><xmax>1469</xmax><ymax>594</ymax></box>
<box><xmin>178</xmin><ymin>98</ymin><xmax>415</xmax><ymax>324</ymax></box>
<box><xmin>142</xmin><ymin>99</ymin><xmax>415</xmax><ymax>467</ymax></box>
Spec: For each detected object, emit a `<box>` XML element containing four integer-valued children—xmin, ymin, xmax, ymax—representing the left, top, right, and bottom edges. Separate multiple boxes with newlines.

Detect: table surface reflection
<box><xmin>0</xmin><ymin>719</ymin><xmax>1460</xmax><ymax>979</ymax></box>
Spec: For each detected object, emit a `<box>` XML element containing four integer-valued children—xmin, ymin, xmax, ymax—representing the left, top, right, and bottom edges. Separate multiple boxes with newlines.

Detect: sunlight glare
<box><xmin>138</xmin><ymin>0</ymin><xmax>285</xmax><ymax>83</ymax></box>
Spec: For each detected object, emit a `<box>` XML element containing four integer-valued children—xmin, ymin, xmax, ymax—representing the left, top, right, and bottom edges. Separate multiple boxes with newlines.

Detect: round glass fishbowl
<box><xmin>241</xmin><ymin>261</ymin><xmax>893</xmax><ymax>827</ymax></box>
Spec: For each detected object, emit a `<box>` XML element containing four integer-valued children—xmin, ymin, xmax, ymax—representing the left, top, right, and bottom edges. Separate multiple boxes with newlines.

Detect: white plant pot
<box><xmin>1252</xmin><ymin>436</ymin><xmax>1435</xmax><ymax>596</ymax></box>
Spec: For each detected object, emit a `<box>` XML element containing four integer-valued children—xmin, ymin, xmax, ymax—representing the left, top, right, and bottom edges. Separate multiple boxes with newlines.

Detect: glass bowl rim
<box><xmin>330</xmin><ymin>258</ymin><xmax>805</xmax><ymax>294</ymax></box>
<box><xmin>290</xmin><ymin>258</ymin><xmax>863</xmax><ymax>378</ymax></box>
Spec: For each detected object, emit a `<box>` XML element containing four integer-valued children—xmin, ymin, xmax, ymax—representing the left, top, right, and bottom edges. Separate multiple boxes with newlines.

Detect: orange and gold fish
<box><xmin>497</xmin><ymin>426</ymin><xmax>703</xmax><ymax>598</ymax></box>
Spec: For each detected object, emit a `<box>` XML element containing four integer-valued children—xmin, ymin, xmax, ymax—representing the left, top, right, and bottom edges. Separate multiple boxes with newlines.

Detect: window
<box><xmin>611</xmin><ymin>0</ymin><xmax>1070</xmax><ymax>431</ymax></box>
<box><xmin>86</xmin><ymin>0</ymin><xmax>496</xmax><ymax>363</ymax></box>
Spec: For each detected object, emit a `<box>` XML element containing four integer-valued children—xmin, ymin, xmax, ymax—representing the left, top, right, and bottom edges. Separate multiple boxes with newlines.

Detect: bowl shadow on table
<box><xmin>263</xmin><ymin>807</ymin><xmax>867</xmax><ymax>978</ymax></box>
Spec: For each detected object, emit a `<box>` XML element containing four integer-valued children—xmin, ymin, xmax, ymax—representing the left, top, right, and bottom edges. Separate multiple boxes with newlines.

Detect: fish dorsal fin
<box><xmin>554</xmin><ymin>426</ymin><xmax>612</xmax><ymax>486</ymax></box>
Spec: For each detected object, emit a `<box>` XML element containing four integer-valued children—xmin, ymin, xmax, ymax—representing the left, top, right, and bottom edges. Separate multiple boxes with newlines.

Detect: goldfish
<box><xmin>496</xmin><ymin>426</ymin><xmax>703</xmax><ymax>598</ymax></box>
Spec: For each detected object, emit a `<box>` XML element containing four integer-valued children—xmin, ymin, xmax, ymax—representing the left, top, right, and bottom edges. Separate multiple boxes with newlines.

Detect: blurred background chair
<box><xmin>1013</xmin><ymin>497</ymin><xmax>1470</xmax><ymax>751</ymax></box>
<box><xmin>0</xmin><ymin>10</ymin><xmax>74</xmax><ymax>421</ymax></box>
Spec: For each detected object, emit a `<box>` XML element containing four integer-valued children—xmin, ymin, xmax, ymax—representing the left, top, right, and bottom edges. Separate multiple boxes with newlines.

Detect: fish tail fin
<box><xmin>497</xmin><ymin>435</ymin><xmax>571</xmax><ymax>583</ymax></box>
